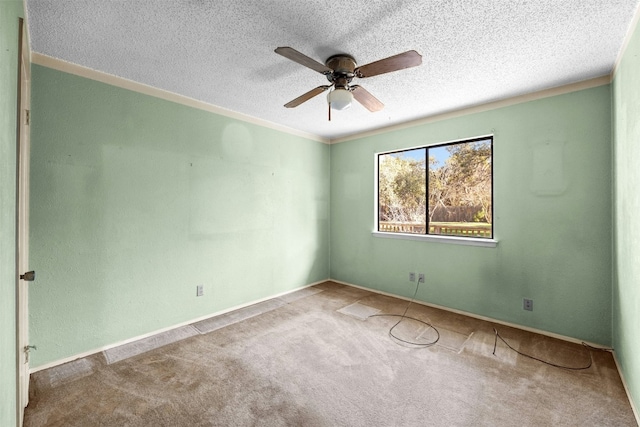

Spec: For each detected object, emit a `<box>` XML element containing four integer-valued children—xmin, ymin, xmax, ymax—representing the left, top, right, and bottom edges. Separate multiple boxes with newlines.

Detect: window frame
<box><xmin>373</xmin><ymin>135</ymin><xmax>497</xmax><ymax>248</ymax></box>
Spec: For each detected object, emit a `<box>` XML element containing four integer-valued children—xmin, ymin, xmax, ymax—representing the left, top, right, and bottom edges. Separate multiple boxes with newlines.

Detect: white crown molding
<box><xmin>331</xmin><ymin>75</ymin><xmax>611</xmax><ymax>144</ymax></box>
<box><xmin>31</xmin><ymin>53</ymin><xmax>330</xmax><ymax>144</ymax></box>
<box><xmin>612</xmin><ymin>2</ymin><xmax>640</xmax><ymax>79</ymax></box>
<box><xmin>32</xmin><ymin>53</ymin><xmax>612</xmax><ymax>146</ymax></box>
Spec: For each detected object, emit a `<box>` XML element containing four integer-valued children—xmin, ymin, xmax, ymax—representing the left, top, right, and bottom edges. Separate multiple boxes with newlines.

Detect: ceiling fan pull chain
<box><xmin>328</xmin><ymin>103</ymin><xmax>331</xmax><ymax>121</ymax></box>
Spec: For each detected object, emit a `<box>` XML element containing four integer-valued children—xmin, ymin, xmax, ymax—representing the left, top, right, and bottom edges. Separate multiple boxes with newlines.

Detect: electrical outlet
<box><xmin>418</xmin><ymin>273</ymin><xmax>425</xmax><ymax>283</ymax></box>
<box><xmin>409</xmin><ymin>272</ymin><xmax>416</xmax><ymax>282</ymax></box>
<box><xmin>196</xmin><ymin>285</ymin><xmax>204</xmax><ymax>297</ymax></box>
<box><xmin>523</xmin><ymin>298</ymin><xmax>533</xmax><ymax>311</ymax></box>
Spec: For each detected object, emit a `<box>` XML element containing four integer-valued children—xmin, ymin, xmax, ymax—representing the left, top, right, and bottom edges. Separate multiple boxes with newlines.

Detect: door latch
<box><xmin>24</xmin><ymin>345</ymin><xmax>36</xmax><ymax>363</ymax></box>
<box><xmin>20</xmin><ymin>270</ymin><xmax>35</xmax><ymax>281</ymax></box>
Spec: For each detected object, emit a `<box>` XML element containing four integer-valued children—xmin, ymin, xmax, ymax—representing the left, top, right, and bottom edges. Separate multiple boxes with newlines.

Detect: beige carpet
<box><xmin>24</xmin><ymin>281</ymin><xmax>637</xmax><ymax>426</ymax></box>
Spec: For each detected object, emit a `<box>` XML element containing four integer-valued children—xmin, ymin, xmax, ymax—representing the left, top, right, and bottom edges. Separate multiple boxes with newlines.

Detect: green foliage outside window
<box><xmin>378</xmin><ymin>137</ymin><xmax>492</xmax><ymax>238</ymax></box>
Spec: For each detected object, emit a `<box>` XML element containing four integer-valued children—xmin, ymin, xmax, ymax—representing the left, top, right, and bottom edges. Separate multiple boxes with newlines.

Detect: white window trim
<box><xmin>371</xmin><ymin>230</ymin><xmax>498</xmax><ymax>247</ymax></box>
<box><xmin>373</xmin><ymin>134</ymin><xmax>497</xmax><ymax>248</ymax></box>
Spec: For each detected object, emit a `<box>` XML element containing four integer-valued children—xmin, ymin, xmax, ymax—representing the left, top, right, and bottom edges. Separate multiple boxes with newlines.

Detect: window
<box><xmin>377</xmin><ymin>136</ymin><xmax>493</xmax><ymax>241</ymax></box>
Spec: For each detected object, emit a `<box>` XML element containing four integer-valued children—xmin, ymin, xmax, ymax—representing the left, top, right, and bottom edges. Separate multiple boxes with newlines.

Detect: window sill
<box><xmin>371</xmin><ymin>231</ymin><xmax>498</xmax><ymax>248</ymax></box>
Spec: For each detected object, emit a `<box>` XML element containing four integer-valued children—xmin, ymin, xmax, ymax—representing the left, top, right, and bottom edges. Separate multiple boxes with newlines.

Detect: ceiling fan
<box><xmin>274</xmin><ymin>47</ymin><xmax>422</xmax><ymax>117</ymax></box>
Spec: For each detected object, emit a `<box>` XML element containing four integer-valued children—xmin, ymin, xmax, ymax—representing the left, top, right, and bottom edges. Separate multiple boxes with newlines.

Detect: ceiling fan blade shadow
<box><xmin>351</xmin><ymin>85</ymin><xmax>384</xmax><ymax>112</ymax></box>
<box><xmin>284</xmin><ymin>85</ymin><xmax>332</xmax><ymax>108</ymax></box>
<box><xmin>355</xmin><ymin>50</ymin><xmax>422</xmax><ymax>78</ymax></box>
<box><xmin>275</xmin><ymin>47</ymin><xmax>333</xmax><ymax>75</ymax></box>
<box><xmin>249</xmin><ymin>62</ymin><xmax>300</xmax><ymax>82</ymax></box>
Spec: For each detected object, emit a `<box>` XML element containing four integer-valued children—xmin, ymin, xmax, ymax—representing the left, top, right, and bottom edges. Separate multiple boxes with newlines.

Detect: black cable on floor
<box><xmin>492</xmin><ymin>328</ymin><xmax>613</xmax><ymax>371</ymax></box>
<box><xmin>368</xmin><ymin>281</ymin><xmax>440</xmax><ymax>347</ymax></box>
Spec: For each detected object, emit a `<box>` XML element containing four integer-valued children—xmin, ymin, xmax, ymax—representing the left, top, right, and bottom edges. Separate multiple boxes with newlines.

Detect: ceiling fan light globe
<box><xmin>327</xmin><ymin>88</ymin><xmax>352</xmax><ymax>111</ymax></box>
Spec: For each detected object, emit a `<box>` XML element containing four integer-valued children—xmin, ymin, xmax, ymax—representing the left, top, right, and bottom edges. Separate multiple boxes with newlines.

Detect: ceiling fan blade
<box><xmin>275</xmin><ymin>47</ymin><xmax>333</xmax><ymax>75</ymax></box>
<box><xmin>355</xmin><ymin>50</ymin><xmax>422</xmax><ymax>78</ymax></box>
<box><xmin>351</xmin><ymin>85</ymin><xmax>384</xmax><ymax>112</ymax></box>
<box><xmin>284</xmin><ymin>85</ymin><xmax>332</xmax><ymax>108</ymax></box>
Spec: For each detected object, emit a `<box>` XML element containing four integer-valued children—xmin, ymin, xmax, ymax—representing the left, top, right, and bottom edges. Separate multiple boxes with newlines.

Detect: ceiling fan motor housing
<box><xmin>326</xmin><ymin>55</ymin><xmax>356</xmax><ymax>89</ymax></box>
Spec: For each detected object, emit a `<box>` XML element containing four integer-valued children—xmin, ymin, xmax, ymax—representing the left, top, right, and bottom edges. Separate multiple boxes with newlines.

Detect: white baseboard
<box><xmin>332</xmin><ymin>278</ymin><xmax>640</xmax><ymax>425</ymax></box>
<box><xmin>30</xmin><ymin>277</ymin><xmax>638</xmax><ymax>426</ymax></box>
<box><xmin>330</xmin><ymin>279</ymin><xmax>609</xmax><ymax>348</ymax></box>
<box><xmin>30</xmin><ymin>279</ymin><xmax>328</xmax><ymax>373</ymax></box>
<box><xmin>613</xmin><ymin>353</ymin><xmax>640</xmax><ymax>426</ymax></box>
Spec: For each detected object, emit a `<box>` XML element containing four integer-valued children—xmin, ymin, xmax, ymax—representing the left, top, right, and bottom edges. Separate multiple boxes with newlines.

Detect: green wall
<box><xmin>331</xmin><ymin>86</ymin><xmax>612</xmax><ymax>345</ymax></box>
<box><xmin>29</xmin><ymin>65</ymin><xmax>330</xmax><ymax>368</ymax></box>
<box><xmin>0</xmin><ymin>1</ymin><xmax>23</xmax><ymax>425</ymax></box>
<box><xmin>613</xmin><ymin>15</ymin><xmax>640</xmax><ymax>415</ymax></box>
<box><xmin>24</xmin><ymin>18</ymin><xmax>639</xmax><ymax>417</ymax></box>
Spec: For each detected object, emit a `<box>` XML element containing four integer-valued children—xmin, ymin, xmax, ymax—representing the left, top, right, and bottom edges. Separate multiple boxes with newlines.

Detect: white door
<box><xmin>17</xmin><ymin>17</ymin><xmax>32</xmax><ymax>425</ymax></box>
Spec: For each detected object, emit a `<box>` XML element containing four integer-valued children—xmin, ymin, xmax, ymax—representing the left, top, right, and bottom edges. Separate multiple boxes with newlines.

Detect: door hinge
<box><xmin>24</xmin><ymin>345</ymin><xmax>36</xmax><ymax>363</ymax></box>
<box><xmin>24</xmin><ymin>109</ymin><xmax>30</xmax><ymax>126</ymax></box>
<box><xmin>20</xmin><ymin>270</ymin><xmax>35</xmax><ymax>281</ymax></box>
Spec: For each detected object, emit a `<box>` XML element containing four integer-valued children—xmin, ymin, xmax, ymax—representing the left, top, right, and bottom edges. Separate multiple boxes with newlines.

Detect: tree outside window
<box><xmin>378</xmin><ymin>137</ymin><xmax>492</xmax><ymax>239</ymax></box>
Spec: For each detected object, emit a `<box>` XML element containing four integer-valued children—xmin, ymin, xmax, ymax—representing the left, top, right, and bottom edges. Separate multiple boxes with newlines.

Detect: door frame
<box><xmin>16</xmin><ymin>16</ymin><xmax>31</xmax><ymax>426</ymax></box>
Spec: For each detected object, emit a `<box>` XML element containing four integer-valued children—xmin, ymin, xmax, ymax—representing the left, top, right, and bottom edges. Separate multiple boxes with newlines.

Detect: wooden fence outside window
<box><xmin>379</xmin><ymin>222</ymin><xmax>491</xmax><ymax>238</ymax></box>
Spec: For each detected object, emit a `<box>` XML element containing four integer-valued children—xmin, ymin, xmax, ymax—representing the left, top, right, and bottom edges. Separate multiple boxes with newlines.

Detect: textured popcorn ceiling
<box><xmin>26</xmin><ymin>0</ymin><xmax>640</xmax><ymax>140</ymax></box>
